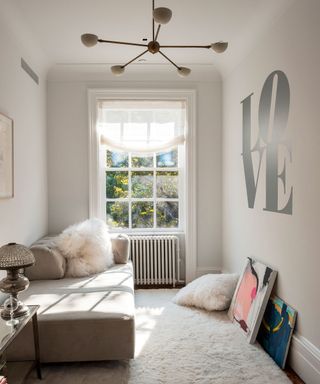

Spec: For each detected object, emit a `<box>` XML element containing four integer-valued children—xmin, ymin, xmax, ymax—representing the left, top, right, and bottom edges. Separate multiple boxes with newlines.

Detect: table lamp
<box><xmin>0</xmin><ymin>243</ymin><xmax>35</xmax><ymax>320</ymax></box>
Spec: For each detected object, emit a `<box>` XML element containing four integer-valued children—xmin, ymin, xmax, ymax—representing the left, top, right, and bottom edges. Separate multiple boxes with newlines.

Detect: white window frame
<box><xmin>88</xmin><ymin>89</ymin><xmax>197</xmax><ymax>282</ymax></box>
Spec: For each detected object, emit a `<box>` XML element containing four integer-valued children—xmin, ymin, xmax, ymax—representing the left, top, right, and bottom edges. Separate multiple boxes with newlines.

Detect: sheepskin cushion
<box><xmin>173</xmin><ymin>273</ymin><xmax>239</xmax><ymax>311</ymax></box>
<box><xmin>56</xmin><ymin>218</ymin><xmax>114</xmax><ymax>277</ymax></box>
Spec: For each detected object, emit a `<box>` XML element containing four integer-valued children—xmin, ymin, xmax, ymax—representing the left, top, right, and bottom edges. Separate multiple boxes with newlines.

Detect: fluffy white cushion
<box><xmin>56</xmin><ymin>218</ymin><xmax>114</xmax><ymax>277</ymax></box>
<box><xmin>173</xmin><ymin>273</ymin><xmax>239</xmax><ymax>311</ymax></box>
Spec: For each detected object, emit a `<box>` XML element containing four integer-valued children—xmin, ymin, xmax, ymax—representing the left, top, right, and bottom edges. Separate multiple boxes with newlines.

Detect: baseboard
<box><xmin>196</xmin><ymin>267</ymin><xmax>221</xmax><ymax>277</ymax></box>
<box><xmin>288</xmin><ymin>334</ymin><xmax>320</xmax><ymax>384</ymax></box>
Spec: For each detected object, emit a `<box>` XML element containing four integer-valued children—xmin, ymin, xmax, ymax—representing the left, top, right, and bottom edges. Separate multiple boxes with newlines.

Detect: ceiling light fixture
<box><xmin>81</xmin><ymin>0</ymin><xmax>228</xmax><ymax>77</ymax></box>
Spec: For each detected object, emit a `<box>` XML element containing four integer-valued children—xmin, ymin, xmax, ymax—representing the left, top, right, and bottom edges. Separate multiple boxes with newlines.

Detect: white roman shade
<box><xmin>98</xmin><ymin>99</ymin><xmax>186</xmax><ymax>153</ymax></box>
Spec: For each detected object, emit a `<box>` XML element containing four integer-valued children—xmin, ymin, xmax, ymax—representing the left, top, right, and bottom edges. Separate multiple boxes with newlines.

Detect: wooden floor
<box><xmin>6</xmin><ymin>362</ymin><xmax>34</xmax><ymax>384</ymax></box>
<box><xmin>285</xmin><ymin>367</ymin><xmax>304</xmax><ymax>383</ymax></box>
<box><xmin>7</xmin><ymin>363</ymin><xmax>304</xmax><ymax>384</ymax></box>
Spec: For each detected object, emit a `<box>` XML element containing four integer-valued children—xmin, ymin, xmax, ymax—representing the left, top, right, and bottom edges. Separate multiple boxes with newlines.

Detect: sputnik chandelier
<box><xmin>81</xmin><ymin>0</ymin><xmax>228</xmax><ymax>77</ymax></box>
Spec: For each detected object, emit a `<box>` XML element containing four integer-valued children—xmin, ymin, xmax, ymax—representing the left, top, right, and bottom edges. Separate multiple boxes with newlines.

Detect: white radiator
<box><xmin>129</xmin><ymin>235</ymin><xmax>179</xmax><ymax>287</ymax></box>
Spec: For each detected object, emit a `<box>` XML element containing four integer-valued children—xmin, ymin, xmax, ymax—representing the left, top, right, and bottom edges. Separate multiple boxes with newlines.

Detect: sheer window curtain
<box><xmin>98</xmin><ymin>100</ymin><xmax>186</xmax><ymax>153</ymax></box>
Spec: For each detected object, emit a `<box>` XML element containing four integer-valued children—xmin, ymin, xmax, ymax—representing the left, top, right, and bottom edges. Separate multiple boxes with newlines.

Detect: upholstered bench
<box><xmin>7</xmin><ymin>235</ymin><xmax>135</xmax><ymax>363</ymax></box>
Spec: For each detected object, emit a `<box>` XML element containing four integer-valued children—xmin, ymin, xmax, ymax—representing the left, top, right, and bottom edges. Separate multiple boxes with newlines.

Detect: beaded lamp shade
<box><xmin>0</xmin><ymin>243</ymin><xmax>35</xmax><ymax>320</ymax></box>
<box><xmin>0</xmin><ymin>243</ymin><xmax>35</xmax><ymax>269</ymax></box>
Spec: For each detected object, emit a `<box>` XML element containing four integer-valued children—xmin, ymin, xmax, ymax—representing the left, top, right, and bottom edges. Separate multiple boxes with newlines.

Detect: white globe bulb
<box><xmin>211</xmin><ymin>42</ymin><xmax>228</xmax><ymax>53</ymax></box>
<box><xmin>81</xmin><ymin>34</ymin><xmax>98</xmax><ymax>47</ymax></box>
<box><xmin>111</xmin><ymin>65</ymin><xmax>125</xmax><ymax>76</ymax></box>
<box><xmin>177</xmin><ymin>67</ymin><xmax>191</xmax><ymax>77</ymax></box>
<box><xmin>153</xmin><ymin>7</ymin><xmax>172</xmax><ymax>24</ymax></box>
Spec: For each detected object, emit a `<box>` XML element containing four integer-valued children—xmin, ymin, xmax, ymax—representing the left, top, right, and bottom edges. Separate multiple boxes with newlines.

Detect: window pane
<box><xmin>104</xmin><ymin>110</ymin><xmax>128</xmax><ymax>123</ymax></box>
<box><xmin>156</xmin><ymin>149</ymin><xmax>178</xmax><ymax>167</ymax></box>
<box><xmin>150</xmin><ymin>122</ymin><xmax>175</xmax><ymax>142</ymax></box>
<box><xmin>106</xmin><ymin>171</ymin><xmax>128</xmax><ymax>198</ymax></box>
<box><xmin>156</xmin><ymin>171</ymin><xmax>178</xmax><ymax>198</ymax></box>
<box><xmin>154</xmin><ymin>109</ymin><xmax>179</xmax><ymax>124</ymax></box>
<box><xmin>157</xmin><ymin>202</ymin><xmax>179</xmax><ymax>228</ymax></box>
<box><xmin>99</xmin><ymin>123</ymin><xmax>121</xmax><ymax>141</ymax></box>
<box><xmin>106</xmin><ymin>202</ymin><xmax>129</xmax><ymax>228</ymax></box>
<box><xmin>131</xmin><ymin>110</ymin><xmax>152</xmax><ymax>123</ymax></box>
<box><xmin>123</xmin><ymin>123</ymin><xmax>148</xmax><ymax>142</ymax></box>
<box><xmin>132</xmin><ymin>171</ymin><xmax>153</xmax><ymax>198</ymax></box>
<box><xmin>106</xmin><ymin>150</ymin><xmax>128</xmax><ymax>168</ymax></box>
<box><xmin>131</xmin><ymin>154</ymin><xmax>153</xmax><ymax>168</ymax></box>
<box><xmin>132</xmin><ymin>202</ymin><xmax>154</xmax><ymax>228</ymax></box>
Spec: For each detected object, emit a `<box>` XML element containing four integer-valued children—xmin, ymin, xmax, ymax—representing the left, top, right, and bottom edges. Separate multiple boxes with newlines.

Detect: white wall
<box><xmin>47</xmin><ymin>68</ymin><xmax>222</xmax><ymax>277</ymax></box>
<box><xmin>222</xmin><ymin>0</ymin><xmax>320</xmax><ymax>381</ymax></box>
<box><xmin>0</xmin><ymin>4</ymin><xmax>48</xmax><ymax>249</ymax></box>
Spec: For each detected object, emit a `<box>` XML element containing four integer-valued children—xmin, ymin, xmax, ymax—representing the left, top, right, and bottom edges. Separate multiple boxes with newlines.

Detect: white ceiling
<box><xmin>12</xmin><ymin>0</ymin><xmax>294</xmax><ymax>75</ymax></box>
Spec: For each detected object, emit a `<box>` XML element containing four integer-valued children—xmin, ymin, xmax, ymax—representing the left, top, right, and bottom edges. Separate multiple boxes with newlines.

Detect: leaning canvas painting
<box><xmin>257</xmin><ymin>295</ymin><xmax>297</xmax><ymax>369</ymax></box>
<box><xmin>228</xmin><ymin>257</ymin><xmax>277</xmax><ymax>344</ymax></box>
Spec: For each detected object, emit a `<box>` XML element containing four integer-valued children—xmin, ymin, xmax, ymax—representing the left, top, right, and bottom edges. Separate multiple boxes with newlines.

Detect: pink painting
<box><xmin>228</xmin><ymin>258</ymin><xmax>277</xmax><ymax>344</ymax></box>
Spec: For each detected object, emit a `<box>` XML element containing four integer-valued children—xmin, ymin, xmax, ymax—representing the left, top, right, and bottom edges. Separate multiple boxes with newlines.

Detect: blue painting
<box><xmin>257</xmin><ymin>295</ymin><xmax>297</xmax><ymax>369</ymax></box>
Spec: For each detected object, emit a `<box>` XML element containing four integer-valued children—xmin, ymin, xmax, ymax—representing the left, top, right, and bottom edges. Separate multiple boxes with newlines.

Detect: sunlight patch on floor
<box><xmin>134</xmin><ymin>306</ymin><xmax>165</xmax><ymax>356</ymax></box>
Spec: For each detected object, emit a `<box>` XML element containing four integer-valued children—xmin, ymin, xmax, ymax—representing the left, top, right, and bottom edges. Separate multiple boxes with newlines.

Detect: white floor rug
<box><xmin>26</xmin><ymin>289</ymin><xmax>291</xmax><ymax>384</ymax></box>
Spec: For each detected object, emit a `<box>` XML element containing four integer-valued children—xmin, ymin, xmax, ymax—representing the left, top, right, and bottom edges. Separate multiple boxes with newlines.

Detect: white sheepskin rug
<box><xmin>26</xmin><ymin>290</ymin><xmax>291</xmax><ymax>384</ymax></box>
<box><xmin>56</xmin><ymin>218</ymin><xmax>113</xmax><ymax>277</ymax></box>
<box><xmin>173</xmin><ymin>273</ymin><xmax>239</xmax><ymax>311</ymax></box>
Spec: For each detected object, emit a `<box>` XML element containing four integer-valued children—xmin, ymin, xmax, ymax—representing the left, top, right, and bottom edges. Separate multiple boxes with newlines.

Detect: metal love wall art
<box><xmin>241</xmin><ymin>70</ymin><xmax>293</xmax><ymax>215</ymax></box>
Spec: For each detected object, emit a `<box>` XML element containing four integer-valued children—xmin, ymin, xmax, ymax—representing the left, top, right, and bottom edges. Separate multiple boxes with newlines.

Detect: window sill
<box><xmin>109</xmin><ymin>230</ymin><xmax>185</xmax><ymax>236</ymax></box>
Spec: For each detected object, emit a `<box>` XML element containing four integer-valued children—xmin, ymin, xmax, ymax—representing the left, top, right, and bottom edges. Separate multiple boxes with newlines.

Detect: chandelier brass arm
<box><xmin>97</xmin><ymin>39</ymin><xmax>148</xmax><ymax>48</ymax></box>
<box><xmin>123</xmin><ymin>50</ymin><xmax>149</xmax><ymax>68</ymax></box>
<box><xmin>155</xmin><ymin>25</ymin><xmax>161</xmax><ymax>41</ymax></box>
<box><xmin>159</xmin><ymin>51</ymin><xmax>179</xmax><ymax>69</ymax></box>
<box><xmin>159</xmin><ymin>51</ymin><xmax>191</xmax><ymax>77</ymax></box>
<box><xmin>161</xmin><ymin>45</ymin><xmax>212</xmax><ymax>49</ymax></box>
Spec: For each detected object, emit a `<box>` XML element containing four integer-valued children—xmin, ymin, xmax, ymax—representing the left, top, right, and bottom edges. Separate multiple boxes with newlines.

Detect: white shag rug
<box><xmin>26</xmin><ymin>290</ymin><xmax>291</xmax><ymax>384</ymax></box>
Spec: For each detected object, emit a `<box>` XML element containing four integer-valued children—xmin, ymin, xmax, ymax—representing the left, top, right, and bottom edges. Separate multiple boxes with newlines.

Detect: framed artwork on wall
<box><xmin>0</xmin><ymin>113</ymin><xmax>14</xmax><ymax>198</ymax></box>
<box><xmin>228</xmin><ymin>257</ymin><xmax>277</xmax><ymax>344</ymax></box>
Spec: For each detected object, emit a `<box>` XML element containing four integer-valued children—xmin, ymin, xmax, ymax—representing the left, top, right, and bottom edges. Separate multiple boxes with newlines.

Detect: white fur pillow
<box><xmin>173</xmin><ymin>273</ymin><xmax>239</xmax><ymax>311</ymax></box>
<box><xmin>56</xmin><ymin>218</ymin><xmax>114</xmax><ymax>277</ymax></box>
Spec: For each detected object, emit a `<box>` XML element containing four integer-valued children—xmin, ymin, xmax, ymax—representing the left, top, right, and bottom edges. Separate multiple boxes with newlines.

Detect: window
<box><xmin>97</xmin><ymin>100</ymin><xmax>186</xmax><ymax>232</ymax></box>
<box><xmin>89</xmin><ymin>89</ymin><xmax>196</xmax><ymax>281</ymax></box>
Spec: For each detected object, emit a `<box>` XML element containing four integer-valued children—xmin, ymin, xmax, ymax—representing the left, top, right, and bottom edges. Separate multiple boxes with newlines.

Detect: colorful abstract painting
<box><xmin>257</xmin><ymin>296</ymin><xmax>297</xmax><ymax>369</ymax></box>
<box><xmin>228</xmin><ymin>258</ymin><xmax>277</xmax><ymax>344</ymax></box>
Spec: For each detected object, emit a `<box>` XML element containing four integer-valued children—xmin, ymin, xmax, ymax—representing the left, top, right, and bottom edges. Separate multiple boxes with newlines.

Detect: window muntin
<box><xmin>105</xmin><ymin>149</ymin><xmax>180</xmax><ymax>230</ymax></box>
